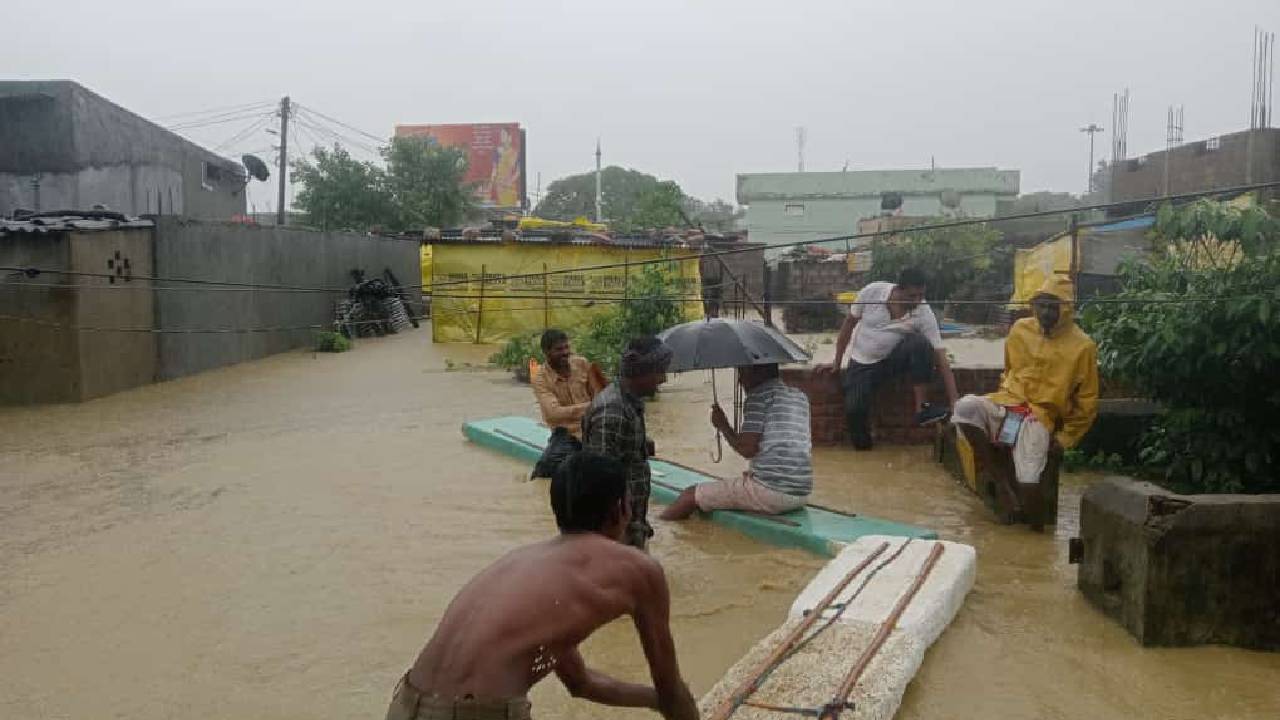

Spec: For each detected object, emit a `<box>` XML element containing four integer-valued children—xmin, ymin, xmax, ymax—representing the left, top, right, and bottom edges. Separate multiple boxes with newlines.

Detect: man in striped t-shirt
<box><xmin>660</xmin><ymin>364</ymin><xmax>812</xmax><ymax>520</ymax></box>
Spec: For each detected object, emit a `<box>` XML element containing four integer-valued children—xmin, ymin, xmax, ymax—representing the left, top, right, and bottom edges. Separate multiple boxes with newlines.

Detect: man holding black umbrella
<box><xmin>660</xmin><ymin>363</ymin><xmax>812</xmax><ymax>520</ymax></box>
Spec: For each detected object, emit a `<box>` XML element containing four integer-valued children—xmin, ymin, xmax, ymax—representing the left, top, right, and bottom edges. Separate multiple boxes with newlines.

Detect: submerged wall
<box><xmin>152</xmin><ymin>217</ymin><xmax>420</xmax><ymax>380</ymax></box>
<box><xmin>1076</xmin><ymin>477</ymin><xmax>1280</xmax><ymax>650</ymax></box>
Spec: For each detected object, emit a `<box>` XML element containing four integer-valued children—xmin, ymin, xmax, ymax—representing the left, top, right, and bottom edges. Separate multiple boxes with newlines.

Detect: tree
<box><xmin>383</xmin><ymin>136</ymin><xmax>477</xmax><ymax>231</ymax></box>
<box><xmin>1082</xmin><ymin>199</ymin><xmax>1280</xmax><ymax>493</ymax></box>
<box><xmin>536</xmin><ymin>166</ymin><xmax>679</xmax><ymax>227</ymax></box>
<box><xmin>687</xmin><ymin>198</ymin><xmax>744</xmax><ymax>234</ymax></box>
<box><xmin>625</xmin><ymin>181</ymin><xmax>688</xmax><ymax>232</ymax></box>
<box><xmin>576</xmin><ymin>263</ymin><xmax>689</xmax><ymax>376</ymax></box>
<box><xmin>868</xmin><ymin>220</ymin><xmax>1010</xmax><ymax>305</ymax></box>
<box><xmin>290</xmin><ymin>144</ymin><xmax>393</xmax><ymax>231</ymax></box>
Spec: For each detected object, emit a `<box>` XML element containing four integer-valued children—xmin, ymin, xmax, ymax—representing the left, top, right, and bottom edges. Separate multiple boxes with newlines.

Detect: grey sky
<box><xmin>6</xmin><ymin>0</ymin><xmax>1279</xmax><ymax>213</ymax></box>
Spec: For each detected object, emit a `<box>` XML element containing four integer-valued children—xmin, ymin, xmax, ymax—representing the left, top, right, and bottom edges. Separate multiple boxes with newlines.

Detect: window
<box><xmin>1206</xmin><ymin>136</ymin><xmax>1221</xmax><ymax>150</ymax></box>
<box><xmin>202</xmin><ymin>161</ymin><xmax>225</xmax><ymax>191</ymax></box>
<box><xmin>784</xmin><ymin>203</ymin><xmax>805</xmax><ymax>217</ymax></box>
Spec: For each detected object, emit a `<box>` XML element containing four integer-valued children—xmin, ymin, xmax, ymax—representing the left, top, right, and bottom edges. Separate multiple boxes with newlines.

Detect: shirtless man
<box><xmin>387</xmin><ymin>450</ymin><xmax>699</xmax><ymax>720</ymax></box>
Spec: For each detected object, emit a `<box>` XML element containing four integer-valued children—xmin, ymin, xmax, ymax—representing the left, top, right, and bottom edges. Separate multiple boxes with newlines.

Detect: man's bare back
<box><xmin>408</xmin><ymin>533</ymin><xmax>652</xmax><ymax>697</ymax></box>
<box><xmin>390</xmin><ymin>451</ymin><xmax>698</xmax><ymax>720</ymax></box>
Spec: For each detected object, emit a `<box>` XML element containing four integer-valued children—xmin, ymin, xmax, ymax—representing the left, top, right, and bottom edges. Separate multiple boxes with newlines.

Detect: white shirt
<box><xmin>846</xmin><ymin>281</ymin><xmax>944</xmax><ymax>365</ymax></box>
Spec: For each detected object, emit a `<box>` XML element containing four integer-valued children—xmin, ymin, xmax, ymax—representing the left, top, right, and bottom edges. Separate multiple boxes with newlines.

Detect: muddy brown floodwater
<box><xmin>1</xmin><ymin>331</ymin><xmax>1277</xmax><ymax>720</ymax></box>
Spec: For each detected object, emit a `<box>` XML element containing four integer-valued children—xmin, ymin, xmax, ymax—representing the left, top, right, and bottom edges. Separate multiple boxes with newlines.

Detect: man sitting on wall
<box><xmin>821</xmin><ymin>268</ymin><xmax>959</xmax><ymax>450</ymax></box>
<box><xmin>531</xmin><ymin>328</ymin><xmax>607</xmax><ymax>480</ymax></box>
<box><xmin>951</xmin><ymin>276</ymin><xmax>1099</xmax><ymax>530</ymax></box>
<box><xmin>660</xmin><ymin>363</ymin><xmax>812</xmax><ymax>520</ymax></box>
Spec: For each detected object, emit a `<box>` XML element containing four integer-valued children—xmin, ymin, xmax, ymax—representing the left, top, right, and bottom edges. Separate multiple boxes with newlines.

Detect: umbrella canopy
<box><xmin>657</xmin><ymin>318</ymin><xmax>811</xmax><ymax>373</ymax></box>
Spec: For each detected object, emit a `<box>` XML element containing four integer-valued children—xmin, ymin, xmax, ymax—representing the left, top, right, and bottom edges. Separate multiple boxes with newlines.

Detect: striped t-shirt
<box><xmin>741</xmin><ymin>378</ymin><xmax>813</xmax><ymax>497</ymax></box>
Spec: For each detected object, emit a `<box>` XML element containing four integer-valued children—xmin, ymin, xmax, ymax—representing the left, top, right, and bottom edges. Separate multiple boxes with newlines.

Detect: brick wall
<box><xmin>781</xmin><ymin>366</ymin><xmax>1003</xmax><ymax>446</ymax></box>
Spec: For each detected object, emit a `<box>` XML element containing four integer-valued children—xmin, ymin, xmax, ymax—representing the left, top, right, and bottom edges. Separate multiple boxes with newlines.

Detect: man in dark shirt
<box><xmin>582</xmin><ymin>336</ymin><xmax>672</xmax><ymax>550</ymax></box>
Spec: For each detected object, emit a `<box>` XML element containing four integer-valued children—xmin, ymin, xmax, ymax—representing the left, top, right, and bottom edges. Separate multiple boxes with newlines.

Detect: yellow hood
<box><xmin>1031</xmin><ymin>275</ymin><xmax>1076</xmax><ymax>337</ymax></box>
<box><xmin>987</xmin><ymin>274</ymin><xmax>1100</xmax><ymax>448</ymax></box>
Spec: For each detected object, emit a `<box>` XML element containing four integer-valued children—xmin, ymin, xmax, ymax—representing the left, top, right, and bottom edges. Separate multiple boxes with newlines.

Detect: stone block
<box><xmin>1076</xmin><ymin>477</ymin><xmax>1280</xmax><ymax>649</ymax></box>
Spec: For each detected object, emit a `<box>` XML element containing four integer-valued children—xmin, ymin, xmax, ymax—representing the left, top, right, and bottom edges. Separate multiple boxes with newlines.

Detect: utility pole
<box><xmin>594</xmin><ymin>138</ymin><xmax>602</xmax><ymax>223</ymax></box>
<box><xmin>276</xmin><ymin>96</ymin><xmax>290</xmax><ymax>226</ymax></box>
<box><xmin>796</xmin><ymin>127</ymin><xmax>806</xmax><ymax>172</ymax></box>
<box><xmin>1080</xmin><ymin>123</ymin><xmax>1104</xmax><ymax>195</ymax></box>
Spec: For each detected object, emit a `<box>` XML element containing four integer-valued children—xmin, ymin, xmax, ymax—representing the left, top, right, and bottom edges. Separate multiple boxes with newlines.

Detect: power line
<box><xmin>414</xmin><ymin>180</ymin><xmax>1280</xmax><ymax>293</ymax></box>
<box><xmin>169</xmin><ymin>108</ymin><xmax>277</xmax><ymax>132</ymax></box>
<box><xmin>292</xmin><ymin>103</ymin><xmax>387</xmax><ymax>144</ymax></box>
<box><xmin>0</xmin><ymin>313</ymin><xmax>410</xmax><ymax>335</ymax></box>
<box><xmin>3</xmin><ymin>180</ymin><xmax>1276</xmax><ymax>297</ymax></box>
<box><xmin>153</xmin><ymin>100</ymin><xmax>275</xmax><ymax>122</ymax></box>
<box><xmin>213</xmin><ymin>113</ymin><xmax>276</xmax><ymax>152</ymax></box>
<box><xmin>292</xmin><ymin>112</ymin><xmax>382</xmax><ymax>157</ymax></box>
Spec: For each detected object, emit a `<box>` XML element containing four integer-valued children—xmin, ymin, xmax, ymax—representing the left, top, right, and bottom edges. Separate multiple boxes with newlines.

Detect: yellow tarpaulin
<box><xmin>1012</xmin><ymin>233</ymin><xmax>1075</xmax><ymax>305</ymax></box>
<box><xmin>429</xmin><ymin>244</ymin><xmax>703</xmax><ymax>344</ymax></box>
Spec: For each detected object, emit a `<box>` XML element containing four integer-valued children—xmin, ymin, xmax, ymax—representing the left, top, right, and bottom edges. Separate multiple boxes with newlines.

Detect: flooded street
<box><xmin>2</xmin><ymin>331</ymin><xmax>1277</xmax><ymax>719</ymax></box>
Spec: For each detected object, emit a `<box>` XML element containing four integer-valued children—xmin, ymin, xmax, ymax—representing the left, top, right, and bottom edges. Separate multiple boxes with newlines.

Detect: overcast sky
<box><xmin>6</xmin><ymin>0</ymin><xmax>1278</xmax><ymax>212</ymax></box>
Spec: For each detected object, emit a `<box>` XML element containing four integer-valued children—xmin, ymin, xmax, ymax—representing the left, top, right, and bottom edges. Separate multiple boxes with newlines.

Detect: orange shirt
<box><xmin>532</xmin><ymin>355</ymin><xmax>604</xmax><ymax>437</ymax></box>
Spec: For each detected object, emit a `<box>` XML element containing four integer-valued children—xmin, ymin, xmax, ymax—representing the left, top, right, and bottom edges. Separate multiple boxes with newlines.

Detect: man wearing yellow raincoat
<box><xmin>952</xmin><ymin>275</ymin><xmax>1099</xmax><ymax>529</ymax></box>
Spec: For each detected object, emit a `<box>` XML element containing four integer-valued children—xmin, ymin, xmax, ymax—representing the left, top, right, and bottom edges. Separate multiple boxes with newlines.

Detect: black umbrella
<box><xmin>658</xmin><ymin>318</ymin><xmax>811</xmax><ymax>462</ymax></box>
<box><xmin>658</xmin><ymin>318</ymin><xmax>811</xmax><ymax>372</ymax></box>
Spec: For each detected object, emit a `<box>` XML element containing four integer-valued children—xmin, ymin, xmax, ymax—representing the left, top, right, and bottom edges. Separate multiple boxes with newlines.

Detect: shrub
<box><xmin>1082</xmin><ymin>199</ymin><xmax>1280</xmax><ymax>493</ymax></box>
<box><xmin>314</xmin><ymin>331</ymin><xmax>352</xmax><ymax>353</ymax></box>
<box><xmin>489</xmin><ymin>332</ymin><xmax>544</xmax><ymax>371</ymax></box>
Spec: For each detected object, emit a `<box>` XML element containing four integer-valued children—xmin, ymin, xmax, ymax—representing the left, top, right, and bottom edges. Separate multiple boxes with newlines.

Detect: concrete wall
<box><xmin>700</xmin><ymin>242</ymin><xmax>765</xmax><ymax>303</ymax></box>
<box><xmin>152</xmin><ymin>218</ymin><xmax>420</xmax><ymax>380</ymax></box>
<box><xmin>1076</xmin><ymin>478</ymin><xmax>1280</xmax><ymax>650</ymax></box>
<box><xmin>0</xmin><ymin>231</ymin><xmax>79</xmax><ymax>403</ymax></box>
<box><xmin>1110</xmin><ymin>128</ymin><xmax>1280</xmax><ymax>209</ymax></box>
<box><xmin>0</xmin><ymin>81</ymin><xmax>245</xmax><ymax>218</ymax></box>
<box><xmin>0</xmin><ymin>227</ymin><xmax>155</xmax><ymax>403</ymax></box>
<box><xmin>70</xmin><ymin>229</ymin><xmax>156</xmax><ymax>400</ymax></box>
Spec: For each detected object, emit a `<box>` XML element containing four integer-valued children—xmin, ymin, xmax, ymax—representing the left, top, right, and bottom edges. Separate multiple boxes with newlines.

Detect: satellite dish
<box><xmin>242</xmin><ymin>154</ymin><xmax>271</xmax><ymax>182</ymax></box>
<box><xmin>940</xmin><ymin>189</ymin><xmax>961</xmax><ymax>209</ymax></box>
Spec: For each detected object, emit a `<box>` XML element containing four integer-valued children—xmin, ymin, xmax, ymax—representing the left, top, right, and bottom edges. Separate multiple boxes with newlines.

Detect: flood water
<box><xmin>1</xmin><ymin>331</ymin><xmax>1277</xmax><ymax>719</ymax></box>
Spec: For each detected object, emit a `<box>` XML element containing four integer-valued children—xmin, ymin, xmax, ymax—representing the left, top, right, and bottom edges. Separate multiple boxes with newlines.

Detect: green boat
<box><xmin>462</xmin><ymin>416</ymin><xmax>937</xmax><ymax>557</ymax></box>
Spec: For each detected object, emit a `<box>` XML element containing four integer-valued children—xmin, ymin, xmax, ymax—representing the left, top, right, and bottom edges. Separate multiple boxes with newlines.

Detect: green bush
<box><xmin>1082</xmin><ymin>199</ymin><xmax>1280</xmax><ymax>493</ymax></box>
<box><xmin>314</xmin><ymin>331</ymin><xmax>352</xmax><ymax>353</ymax></box>
<box><xmin>489</xmin><ymin>332</ymin><xmax>544</xmax><ymax>371</ymax></box>
<box><xmin>576</xmin><ymin>262</ymin><xmax>688</xmax><ymax>376</ymax></box>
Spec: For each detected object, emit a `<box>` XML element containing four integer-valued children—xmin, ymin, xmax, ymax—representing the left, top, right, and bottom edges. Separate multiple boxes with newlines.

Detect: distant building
<box><xmin>0</xmin><ymin>80</ymin><xmax>247</xmax><ymax>218</ymax></box>
<box><xmin>736</xmin><ymin>167</ymin><xmax>1020</xmax><ymax>256</ymax></box>
<box><xmin>1109</xmin><ymin>127</ymin><xmax>1280</xmax><ymax>214</ymax></box>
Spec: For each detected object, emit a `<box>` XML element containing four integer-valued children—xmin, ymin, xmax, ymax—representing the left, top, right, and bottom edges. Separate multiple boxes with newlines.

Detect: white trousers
<box><xmin>952</xmin><ymin>395</ymin><xmax>1051</xmax><ymax>486</ymax></box>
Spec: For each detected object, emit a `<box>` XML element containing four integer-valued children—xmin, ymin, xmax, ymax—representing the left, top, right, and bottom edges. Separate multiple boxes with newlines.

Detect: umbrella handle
<box><xmin>710</xmin><ymin>370</ymin><xmax>723</xmax><ymax>463</ymax></box>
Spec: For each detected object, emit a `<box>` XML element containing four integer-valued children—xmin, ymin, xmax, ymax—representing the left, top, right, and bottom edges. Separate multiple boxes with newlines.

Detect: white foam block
<box><xmin>700</xmin><ymin>536</ymin><xmax>975</xmax><ymax>720</ymax></box>
<box><xmin>789</xmin><ymin>535</ymin><xmax>976</xmax><ymax>645</ymax></box>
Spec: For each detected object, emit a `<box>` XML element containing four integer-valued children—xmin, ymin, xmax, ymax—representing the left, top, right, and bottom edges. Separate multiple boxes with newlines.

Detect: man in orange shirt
<box><xmin>531</xmin><ymin>329</ymin><xmax>606</xmax><ymax>479</ymax></box>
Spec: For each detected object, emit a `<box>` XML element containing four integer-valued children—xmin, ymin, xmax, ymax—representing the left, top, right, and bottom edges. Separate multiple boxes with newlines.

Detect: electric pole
<box><xmin>1080</xmin><ymin>123</ymin><xmax>1104</xmax><ymax>194</ymax></box>
<box><xmin>594</xmin><ymin>138</ymin><xmax>602</xmax><ymax>223</ymax></box>
<box><xmin>276</xmin><ymin>96</ymin><xmax>290</xmax><ymax>226</ymax></box>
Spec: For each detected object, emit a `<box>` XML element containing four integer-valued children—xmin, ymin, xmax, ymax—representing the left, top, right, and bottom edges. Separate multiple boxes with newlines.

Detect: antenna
<box><xmin>795</xmin><ymin>127</ymin><xmax>807</xmax><ymax>172</ymax></box>
<box><xmin>1163</xmin><ymin>105</ymin><xmax>1184</xmax><ymax>195</ymax></box>
<box><xmin>1111</xmin><ymin>89</ymin><xmax>1129</xmax><ymax>166</ymax></box>
<box><xmin>1080</xmin><ymin>123</ymin><xmax>1104</xmax><ymax>194</ymax></box>
<box><xmin>1252</xmin><ymin>26</ymin><xmax>1276</xmax><ymax>129</ymax></box>
<box><xmin>594</xmin><ymin>139</ymin><xmax>603</xmax><ymax>223</ymax></box>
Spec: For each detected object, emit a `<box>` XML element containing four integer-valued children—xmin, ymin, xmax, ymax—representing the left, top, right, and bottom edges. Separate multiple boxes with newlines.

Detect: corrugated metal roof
<box><xmin>1</xmin><ymin>215</ymin><xmax>155</xmax><ymax>235</ymax></box>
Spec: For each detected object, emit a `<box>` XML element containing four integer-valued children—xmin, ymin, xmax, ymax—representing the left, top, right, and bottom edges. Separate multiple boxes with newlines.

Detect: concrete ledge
<box><xmin>1076</xmin><ymin>477</ymin><xmax>1280</xmax><ymax>649</ymax></box>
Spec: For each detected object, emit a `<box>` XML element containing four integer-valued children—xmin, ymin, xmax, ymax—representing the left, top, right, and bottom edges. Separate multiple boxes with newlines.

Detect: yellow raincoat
<box><xmin>987</xmin><ymin>276</ymin><xmax>1100</xmax><ymax>448</ymax></box>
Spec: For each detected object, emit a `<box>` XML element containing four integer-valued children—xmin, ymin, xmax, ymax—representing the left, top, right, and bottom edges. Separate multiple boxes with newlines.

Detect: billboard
<box><xmin>395</xmin><ymin>123</ymin><xmax>525</xmax><ymax>209</ymax></box>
